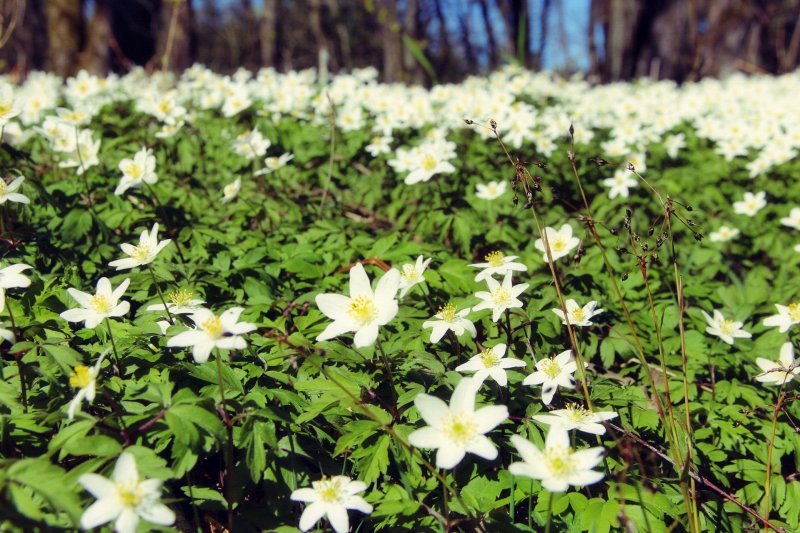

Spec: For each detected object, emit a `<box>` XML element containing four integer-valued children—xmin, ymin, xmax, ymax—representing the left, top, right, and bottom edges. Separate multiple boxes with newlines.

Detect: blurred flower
<box><xmin>404</xmin><ymin>151</ymin><xmax>455</xmax><ymax>185</ymax></box>
<box><xmin>222</xmin><ymin>178</ymin><xmax>241</xmax><ymax>203</ymax></box>
<box><xmin>257</xmin><ymin>153</ymin><xmax>294</xmax><ymax>175</ymax></box>
<box><xmin>67</xmin><ymin>352</ymin><xmax>107</xmax><ymax>420</ymax></box>
<box><xmin>472</xmin><ymin>272</ymin><xmax>528</xmax><ymax>322</ymax></box>
<box><xmin>115</xmin><ymin>147</ymin><xmax>158</xmax><ymax>196</ymax></box>
<box><xmin>732</xmin><ymin>191</ymin><xmax>766</xmax><ymax>217</ymax></box>
<box><xmin>232</xmin><ymin>129</ymin><xmax>270</xmax><ymax>160</ymax></box>
<box><xmin>709</xmin><ymin>226</ymin><xmax>740</xmax><ymax>242</ymax></box>
<box><xmin>534</xmin><ymin>224</ymin><xmax>580</xmax><ymax>262</ymax></box>
<box><xmin>290</xmin><ymin>476</ymin><xmax>373</xmax><ymax>533</ymax></box>
<box><xmin>167</xmin><ymin>307</ymin><xmax>256</xmax><ymax>363</ymax></box>
<box><xmin>552</xmin><ymin>299</ymin><xmax>603</xmax><ymax>327</ymax></box>
<box><xmin>755</xmin><ymin>342</ymin><xmax>799</xmax><ymax>385</ymax></box>
<box><xmin>475</xmin><ymin>180</ymin><xmax>507</xmax><ymax>200</ymax></box>
<box><xmin>763</xmin><ymin>302</ymin><xmax>800</xmax><ymax>333</ymax></box>
<box><xmin>602</xmin><ymin>172</ymin><xmax>637</xmax><ymax>199</ymax></box>
<box><xmin>60</xmin><ymin>278</ymin><xmax>130</xmax><ymax>329</ymax></box>
<box><xmin>455</xmin><ymin>343</ymin><xmax>526</xmax><ymax>387</ymax></box>
<box><xmin>422</xmin><ymin>303</ymin><xmax>475</xmax><ymax>343</ymax></box>
<box><xmin>0</xmin><ymin>262</ymin><xmax>32</xmax><ymax>313</ymax></box>
<box><xmin>108</xmin><ymin>223</ymin><xmax>171</xmax><ymax>270</ymax></box>
<box><xmin>701</xmin><ymin>309</ymin><xmax>751</xmax><ymax>345</ymax></box>
<box><xmin>0</xmin><ymin>176</ymin><xmax>30</xmax><ymax>206</ymax></box>
<box><xmin>780</xmin><ymin>207</ymin><xmax>800</xmax><ymax>230</ymax></box>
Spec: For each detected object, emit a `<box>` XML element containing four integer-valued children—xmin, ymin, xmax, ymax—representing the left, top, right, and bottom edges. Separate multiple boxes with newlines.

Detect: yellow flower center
<box><xmin>719</xmin><ymin>319</ymin><xmax>736</xmax><ymax>334</ymax></box>
<box><xmin>479</xmin><ymin>348</ymin><xmax>499</xmax><ymax>368</ymax></box>
<box><xmin>422</xmin><ymin>153</ymin><xmax>437</xmax><ymax>171</ymax></box>
<box><xmin>124</xmin><ymin>162</ymin><xmax>143</xmax><ymax>179</ymax></box>
<box><xmin>550</xmin><ymin>237</ymin><xmax>566</xmax><ymax>252</ymax></box>
<box><xmin>116</xmin><ymin>482</ymin><xmax>144</xmax><ymax>508</ymax></box>
<box><xmin>91</xmin><ymin>295</ymin><xmax>112</xmax><ymax>314</ymax></box>
<box><xmin>266</xmin><ymin>156</ymin><xmax>279</xmax><ymax>168</ymax></box>
<box><xmin>69</xmin><ymin>365</ymin><xmax>93</xmax><ymax>389</ymax></box>
<box><xmin>438</xmin><ymin>303</ymin><xmax>457</xmax><ymax>322</ymax></box>
<box><xmin>201</xmin><ymin>316</ymin><xmax>224</xmax><ymax>338</ymax></box>
<box><xmin>0</xmin><ymin>102</ymin><xmax>11</xmax><ymax>117</ymax></box>
<box><xmin>788</xmin><ymin>303</ymin><xmax>800</xmax><ymax>321</ymax></box>
<box><xmin>316</xmin><ymin>477</ymin><xmax>345</xmax><ymax>503</ymax></box>
<box><xmin>442</xmin><ymin>412</ymin><xmax>477</xmax><ymax>445</ymax></box>
<box><xmin>564</xmin><ymin>403</ymin><xmax>591</xmax><ymax>423</ymax></box>
<box><xmin>347</xmin><ymin>295</ymin><xmax>377</xmax><ymax>325</ymax></box>
<box><xmin>491</xmin><ymin>287</ymin><xmax>511</xmax><ymax>306</ymax></box>
<box><xmin>401</xmin><ymin>264</ymin><xmax>419</xmax><ymax>282</ymax></box>
<box><xmin>0</xmin><ymin>180</ymin><xmax>7</xmax><ymax>196</ymax></box>
<box><xmin>544</xmin><ymin>445</ymin><xmax>573</xmax><ymax>476</ymax></box>
<box><xmin>169</xmin><ymin>289</ymin><xmax>194</xmax><ymax>306</ymax></box>
<box><xmin>541</xmin><ymin>357</ymin><xmax>561</xmax><ymax>379</ymax></box>
<box><xmin>484</xmin><ymin>251</ymin><xmax>504</xmax><ymax>267</ymax></box>
<box><xmin>132</xmin><ymin>243</ymin><xmax>152</xmax><ymax>263</ymax></box>
<box><xmin>570</xmin><ymin>307</ymin><xmax>585</xmax><ymax>322</ymax></box>
<box><xmin>63</xmin><ymin>111</ymin><xmax>85</xmax><ymax>123</ymax></box>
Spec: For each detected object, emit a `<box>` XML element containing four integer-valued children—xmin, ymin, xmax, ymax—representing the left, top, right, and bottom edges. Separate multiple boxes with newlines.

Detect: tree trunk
<box><xmin>44</xmin><ymin>0</ymin><xmax>84</xmax><ymax>76</ymax></box>
<box><xmin>259</xmin><ymin>0</ymin><xmax>278</xmax><ymax>68</ymax></box>
<box><xmin>477</xmin><ymin>0</ymin><xmax>498</xmax><ymax>70</ymax></box>
<box><xmin>80</xmin><ymin>0</ymin><xmax>113</xmax><ymax>74</ymax></box>
<box><xmin>156</xmin><ymin>0</ymin><xmax>195</xmax><ymax>71</ymax></box>
<box><xmin>379</xmin><ymin>0</ymin><xmax>403</xmax><ymax>82</ymax></box>
<box><xmin>239</xmin><ymin>0</ymin><xmax>259</xmax><ymax>70</ymax></box>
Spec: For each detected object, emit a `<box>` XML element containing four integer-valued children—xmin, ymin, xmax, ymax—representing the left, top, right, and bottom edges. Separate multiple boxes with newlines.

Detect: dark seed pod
<box><xmin>464</xmin><ymin>118</ymin><xmax>474</xmax><ymax>125</ymax></box>
<box><xmin>621</xmin><ymin>272</ymin><xmax>629</xmax><ymax>281</ymax></box>
<box><xmin>490</xmin><ymin>119</ymin><xmax>497</xmax><ymax>130</ymax></box>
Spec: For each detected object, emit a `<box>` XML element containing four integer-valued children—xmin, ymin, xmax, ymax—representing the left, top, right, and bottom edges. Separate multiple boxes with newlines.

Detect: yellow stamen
<box><xmin>544</xmin><ymin>445</ymin><xmax>573</xmax><ymax>476</ymax></box>
<box><xmin>316</xmin><ymin>477</ymin><xmax>345</xmax><ymax>503</ymax></box>
<box><xmin>347</xmin><ymin>296</ymin><xmax>377</xmax><ymax>325</ymax></box>
<box><xmin>479</xmin><ymin>348</ymin><xmax>499</xmax><ymax>368</ymax></box>
<box><xmin>201</xmin><ymin>316</ymin><xmax>223</xmax><ymax>338</ymax></box>
<box><xmin>70</xmin><ymin>365</ymin><xmax>93</xmax><ymax>389</ymax></box>
<box><xmin>124</xmin><ymin>162</ymin><xmax>143</xmax><ymax>179</ymax></box>
<box><xmin>116</xmin><ymin>483</ymin><xmax>144</xmax><ymax>507</ymax></box>
<box><xmin>541</xmin><ymin>357</ymin><xmax>561</xmax><ymax>379</ymax></box>
<box><xmin>169</xmin><ymin>289</ymin><xmax>194</xmax><ymax>307</ymax></box>
<box><xmin>421</xmin><ymin>154</ymin><xmax>437</xmax><ymax>171</ymax></box>
<box><xmin>484</xmin><ymin>251</ymin><xmax>504</xmax><ymax>267</ymax></box>
<box><xmin>442</xmin><ymin>412</ymin><xmax>477</xmax><ymax>445</ymax></box>
<box><xmin>90</xmin><ymin>295</ymin><xmax>112</xmax><ymax>314</ymax></box>
<box><xmin>437</xmin><ymin>303</ymin><xmax>457</xmax><ymax>322</ymax></box>
<box><xmin>788</xmin><ymin>303</ymin><xmax>800</xmax><ymax>321</ymax></box>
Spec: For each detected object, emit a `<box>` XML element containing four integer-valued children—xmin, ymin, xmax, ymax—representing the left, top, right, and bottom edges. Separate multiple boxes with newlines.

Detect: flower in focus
<box><xmin>167</xmin><ymin>307</ymin><xmax>257</xmax><ymax>363</ymax></box>
<box><xmin>60</xmin><ymin>278</ymin><xmax>130</xmax><ymax>329</ymax></box>
<box><xmin>780</xmin><ymin>207</ymin><xmax>800</xmax><ymax>230</ymax></box>
<box><xmin>472</xmin><ymin>272</ymin><xmax>529</xmax><ymax>322</ymax></box>
<box><xmin>422</xmin><ymin>303</ymin><xmax>475</xmax><ymax>343</ymax></box>
<box><xmin>475</xmin><ymin>180</ymin><xmax>507</xmax><ymax>200</ymax></box>
<box><xmin>290</xmin><ymin>476</ymin><xmax>373</xmax><ymax>533</ymax></box>
<box><xmin>78</xmin><ymin>452</ymin><xmax>175</xmax><ymax>533</ymax></box>
<box><xmin>455</xmin><ymin>343</ymin><xmax>526</xmax><ymax>387</ymax></box>
<box><xmin>534</xmin><ymin>224</ymin><xmax>580</xmax><ymax>262</ymax></box>
<box><xmin>398</xmin><ymin>255</ymin><xmax>431</xmax><ymax>298</ymax></box>
<box><xmin>532</xmin><ymin>403</ymin><xmax>618</xmax><ymax>435</ymax></box>
<box><xmin>408</xmin><ymin>377</ymin><xmax>508</xmax><ymax>469</ymax></box>
<box><xmin>315</xmin><ymin>263</ymin><xmax>400</xmax><ymax>348</ymax></box>
<box><xmin>509</xmin><ymin>426</ymin><xmax>605</xmax><ymax>492</ymax></box>
<box><xmin>552</xmin><ymin>299</ymin><xmax>603</xmax><ymax>327</ymax></box>
<box><xmin>601</xmin><ymin>172</ymin><xmax>637</xmax><ymax>199</ymax></box>
<box><xmin>67</xmin><ymin>352</ymin><xmax>107</xmax><ymax>420</ymax></box>
<box><xmin>146</xmin><ymin>288</ymin><xmax>205</xmax><ymax>315</ymax></box>
<box><xmin>732</xmin><ymin>191</ymin><xmax>766</xmax><ymax>217</ymax></box>
<box><xmin>0</xmin><ymin>175</ymin><xmax>30</xmax><ymax>206</ymax></box>
<box><xmin>701</xmin><ymin>309</ymin><xmax>751</xmax><ymax>345</ymax></box>
<box><xmin>0</xmin><ymin>262</ymin><xmax>32</xmax><ymax>313</ymax></box>
<box><xmin>469</xmin><ymin>251</ymin><xmax>527</xmax><ymax>282</ymax></box>
<box><xmin>108</xmin><ymin>223</ymin><xmax>171</xmax><ymax>270</ymax></box>
<box><xmin>763</xmin><ymin>302</ymin><xmax>800</xmax><ymax>332</ymax></box>
<box><xmin>523</xmin><ymin>349</ymin><xmax>581</xmax><ymax>405</ymax></box>
<box><xmin>221</xmin><ymin>178</ymin><xmax>241</xmax><ymax>203</ymax></box>
<box><xmin>115</xmin><ymin>146</ymin><xmax>158</xmax><ymax>196</ymax></box>
<box><xmin>403</xmin><ymin>150</ymin><xmax>455</xmax><ymax>185</ymax></box>
<box><xmin>709</xmin><ymin>226</ymin><xmax>740</xmax><ymax>242</ymax></box>
<box><xmin>755</xmin><ymin>342</ymin><xmax>799</xmax><ymax>385</ymax></box>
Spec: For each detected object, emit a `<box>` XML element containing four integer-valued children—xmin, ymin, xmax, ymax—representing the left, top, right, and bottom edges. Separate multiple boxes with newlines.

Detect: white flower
<box><xmin>404</xmin><ymin>151</ymin><xmax>455</xmax><ymax>185</ymax></box>
<box><xmin>115</xmin><ymin>147</ymin><xmax>158</xmax><ymax>196</ymax></box>
<box><xmin>0</xmin><ymin>83</ymin><xmax>20</xmax><ymax>127</ymax></box>
<box><xmin>408</xmin><ymin>377</ymin><xmax>508</xmax><ymax>469</ymax></box>
<box><xmin>455</xmin><ymin>343</ymin><xmax>526</xmax><ymax>387</ymax></box>
<box><xmin>257</xmin><ymin>153</ymin><xmax>294</xmax><ymax>175</ymax></box>
<box><xmin>232</xmin><ymin>129</ymin><xmax>270</xmax><ymax>160</ymax></box>
<box><xmin>472</xmin><ymin>271</ymin><xmax>529</xmax><ymax>322</ymax></box>
<box><xmin>755</xmin><ymin>342</ymin><xmax>800</xmax><ymax>385</ymax></box>
<box><xmin>509</xmin><ymin>426</ymin><xmax>605</xmax><ymax>492</ymax></box>
<box><xmin>475</xmin><ymin>180</ymin><xmax>507</xmax><ymax>200</ymax></box>
<box><xmin>763</xmin><ymin>302</ymin><xmax>800</xmax><ymax>333</ymax></box>
<box><xmin>78</xmin><ymin>452</ymin><xmax>175</xmax><ymax>533</ymax></box>
<box><xmin>701</xmin><ymin>309</ymin><xmax>751</xmax><ymax>345</ymax></box>
<box><xmin>0</xmin><ymin>263</ymin><xmax>32</xmax><ymax>313</ymax></box>
<box><xmin>108</xmin><ymin>223</ymin><xmax>171</xmax><ymax>270</ymax></box>
<box><xmin>59</xmin><ymin>128</ymin><xmax>100</xmax><ymax>174</ymax></box>
<box><xmin>422</xmin><ymin>303</ymin><xmax>476</xmax><ymax>343</ymax></box>
<box><xmin>315</xmin><ymin>263</ymin><xmax>400</xmax><ymax>348</ymax></box>
<box><xmin>601</xmin><ymin>172</ymin><xmax>637</xmax><ymax>199</ymax></box>
<box><xmin>67</xmin><ymin>352</ymin><xmax>107</xmax><ymax>420</ymax></box>
<box><xmin>221</xmin><ymin>178</ymin><xmax>241</xmax><ymax>203</ymax></box>
<box><xmin>469</xmin><ymin>251</ymin><xmax>528</xmax><ymax>282</ymax></box>
<box><xmin>552</xmin><ymin>299</ymin><xmax>603</xmax><ymax>327</ymax></box>
<box><xmin>166</xmin><ymin>307</ymin><xmax>257</xmax><ymax>363</ymax></box>
<box><xmin>398</xmin><ymin>255</ymin><xmax>431</xmax><ymax>298</ymax></box>
<box><xmin>0</xmin><ymin>176</ymin><xmax>30</xmax><ymax>206</ymax></box>
<box><xmin>523</xmin><ymin>349</ymin><xmax>581</xmax><ymax>405</ymax></box>
<box><xmin>732</xmin><ymin>191</ymin><xmax>766</xmax><ymax>217</ymax></box>
<box><xmin>0</xmin><ymin>324</ymin><xmax>13</xmax><ymax>344</ymax></box>
<box><xmin>532</xmin><ymin>403</ymin><xmax>618</xmax><ymax>435</ymax></box>
<box><xmin>146</xmin><ymin>288</ymin><xmax>205</xmax><ymax>315</ymax></box>
<box><xmin>780</xmin><ymin>207</ymin><xmax>800</xmax><ymax>230</ymax></box>
<box><xmin>534</xmin><ymin>224</ymin><xmax>580</xmax><ymax>262</ymax></box>
<box><xmin>60</xmin><ymin>278</ymin><xmax>130</xmax><ymax>329</ymax></box>
<box><xmin>709</xmin><ymin>226</ymin><xmax>740</xmax><ymax>242</ymax></box>
<box><xmin>290</xmin><ymin>476</ymin><xmax>373</xmax><ymax>533</ymax></box>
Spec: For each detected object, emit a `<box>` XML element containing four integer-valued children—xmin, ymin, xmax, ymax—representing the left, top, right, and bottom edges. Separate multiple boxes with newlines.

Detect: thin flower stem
<box><xmin>545</xmin><ymin>491</ymin><xmax>553</xmax><ymax>533</ymax></box>
<box><xmin>147</xmin><ymin>264</ymin><xmax>174</xmax><ymax>325</ymax></box>
<box><xmin>105</xmin><ymin>318</ymin><xmax>122</xmax><ymax>375</ymax></box>
<box><xmin>375</xmin><ymin>337</ymin><xmax>399</xmax><ymax>419</ymax></box>
<box><xmin>505</xmin><ymin>309</ymin><xmax>513</xmax><ymax>348</ymax></box>
<box><xmin>441</xmin><ymin>472</ymin><xmax>450</xmax><ymax>528</ymax></box>
<box><xmin>214</xmin><ymin>348</ymin><xmax>235</xmax><ymax>532</ymax></box>
<box><xmin>763</xmin><ymin>387</ymin><xmax>785</xmax><ymax>532</ymax></box>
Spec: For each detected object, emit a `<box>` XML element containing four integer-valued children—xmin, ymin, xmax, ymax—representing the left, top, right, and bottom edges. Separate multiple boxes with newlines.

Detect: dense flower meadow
<box><xmin>0</xmin><ymin>64</ymin><xmax>799</xmax><ymax>532</ymax></box>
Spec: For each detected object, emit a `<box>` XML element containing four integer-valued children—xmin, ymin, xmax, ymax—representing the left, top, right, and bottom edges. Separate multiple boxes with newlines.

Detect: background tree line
<box><xmin>1</xmin><ymin>0</ymin><xmax>799</xmax><ymax>82</ymax></box>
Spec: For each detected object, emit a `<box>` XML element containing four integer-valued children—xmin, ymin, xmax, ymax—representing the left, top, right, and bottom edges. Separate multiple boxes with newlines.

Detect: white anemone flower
<box><xmin>755</xmin><ymin>342</ymin><xmax>800</xmax><ymax>385</ymax></box>
<box><xmin>701</xmin><ymin>309</ymin><xmax>751</xmax><ymax>345</ymax></box>
<box><xmin>763</xmin><ymin>302</ymin><xmax>800</xmax><ymax>333</ymax></box>
<box><xmin>455</xmin><ymin>343</ymin><xmax>526</xmax><ymax>387</ymax></box>
<box><xmin>552</xmin><ymin>299</ymin><xmax>603</xmax><ymax>327</ymax></box>
<box><xmin>475</xmin><ymin>180</ymin><xmax>507</xmax><ymax>200</ymax></box>
<box><xmin>0</xmin><ymin>176</ymin><xmax>30</xmax><ymax>206</ymax></box>
<box><xmin>60</xmin><ymin>278</ymin><xmax>130</xmax><ymax>329</ymax></box>
<box><xmin>404</xmin><ymin>151</ymin><xmax>455</xmax><ymax>185</ymax></box>
<box><xmin>532</xmin><ymin>403</ymin><xmax>619</xmax><ymax>435</ymax></box>
<box><xmin>523</xmin><ymin>349</ymin><xmax>582</xmax><ymax>405</ymax></box>
<box><xmin>290</xmin><ymin>476</ymin><xmax>373</xmax><ymax>533</ymax></box>
<box><xmin>0</xmin><ymin>262</ymin><xmax>33</xmax><ymax>313</ymax></box>
<box><xmin>146</xmin><ymin>288</ymin><xmax>205</xmax><ymax>315</ymax></box>
<box><xmin>469</xmin><ymin>251</ymin><xmax>528</xmax><ymax>282</ymax></box>
<box><xmin>108</xmin><ymin>223</ymin><xmax>171</xmax><ymax>270</ymax></box>
<box><xmin>315</xmin><ymin>263</ymin><xmax>400</xmax><ymax>348</ymax></box>
<box><xmin>232</xmin><ymin>129</ymin><xmax>270</xmax><ymax>160</ymax></box>
<box><xmin>534</xmin><ymin>224</ymin><xmax>580</xmax><ymax>262</ymax></box>
<box><xmin>602</xmin><ymin>172</ymin><xmax>637</xmax><ymax>199</ymax></box>
<box><xmin>408</xmin><ymin>377</ymin><xmax>508</xmax><ymax>469</ymax></box>
<box><xmin>732</xmin><ymin>191</ymin><xmax>767</xmax><ymax>217</ymax></box>
<box><xmin>257</xmin><ymin>153</ymin><xmax>294</xmax><ymax>175</ymax></box>
<box><xmin>115</xmin><ymin>147</ymin><xmax>158</xmax><ymax>196</ymax></box>
<box><xmin>709</xmin><ymin>226</ymin><xmax>740</xmax><ymax>242</ymax></box>
<box><xmin>509</xmin><ymin>426</ymin><xmax>605</xmax><ymax>492</ymax></box>
<box><xmin>166</xmin><ymin>307</ymin><xmax>257</xmax><ymax>363</ymax></box>
<box><xmin>67</xmin><ymin>352</ymin><xmax>107</xmax><ymax>420</ymax></box>
<box><xmin>78</xmin><ymin>452</ymin><xmax>175</xmax><ymax>533</ymax></box>
<box><xmin>221</xmin><ymin>178</ymin><xmax>241</xmax><ymax>203</ymax></box>
<box><xmin>780</xmin><ymin>207</ymin><xmax>800</xmax><ymax>230</ymax></box>
<box><xmin>472</xmin><ymin>271</ymin><xmax>529</xmax><ymax>322</ymax></box>
<box><xmin>422</xmin><ymin>303</ymin><xmax>475</xmax><ymax>343</ymax></box>
<box><xmin>397</xmin><ymin>255</ymin><xmax>431</xmax><ymax>298</ymax></box>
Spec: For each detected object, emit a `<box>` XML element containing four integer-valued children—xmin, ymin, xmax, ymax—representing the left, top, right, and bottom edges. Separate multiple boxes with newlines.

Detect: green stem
<box><xmin>214</xmin><ymin>349</ymin><xmax>235</xmax><ymax>531</ymax></box>
<box><xmin>375</xmin><ymin>337</ymin><xmax>399</xmax><ymax>419</ymax></box>
<box><xmin>105</xmin><ymin>318</ymin><xmax>122</xmax><ymax>375</ymax></box>
<box><xmin>147</xmin><ymin>264</ymin><xmax>174</xmax><ymax>324</ymax></box>
<box><xmin>545</xmin><ymin>491</ymin><xmax>553</xmax><ymax>533</ymax></box>
<box><xmin>763</xmin><ymin>387</ymin><xmax>785</xmax><ymax>531</ymax></box>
